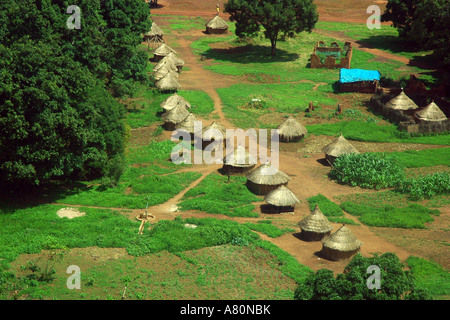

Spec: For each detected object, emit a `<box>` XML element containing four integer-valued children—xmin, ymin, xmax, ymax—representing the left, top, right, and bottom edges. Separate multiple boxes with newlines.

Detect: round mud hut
<box><xmin>153</xmin><ymin>44</ymin><xmax>177</xmax><ymax>62</ymax></box>
<box><xmin>277</xmin><ymin>116</ymin><xmax>308</xmax><ymax>142</ymax></box>
<box><xmin>263</xmin><ymin>185</ymin><xmax>300</xmax><ymax>213</ymax></box>
<box><xmin>175</xmin><ymin>113</ymin><xmax>199</xmax><ymax>140</ymax></box>
<box><xmin>143</xmin><ymin>21</ymin><xmax>164</xmax><ymax>47</ymax></box>
<box><xmin>385</xmin><ymin>89</ymin><xmax>419</xmax><ymax>111</ymax></box>
<box><xmin>322</xmin><ymin>134</ymin><xmax>359</xmax><ymax>165</ymax></box>
<box><xmin>246</xmin><ymin>162</ymin><xmax>291</xmax><ymax>195</ymax></box>
<box><xmin>155</xmin><ymin>71</ymin><xmax>181</xmax><ymax>92</ymax></box>
<box><xmin>320</xmin><ymin>224</ymin><xmax>363</xmax><ymax>261</ymax></box>
<box><xmin>202</xmin><ymin>121</ymin><xmax>226</xmax><ymax>150</ymax></box>
<box><xmin>415</xmin><ymin>101</ymin><xmax>447</xmax><ymax>122</ymax></box>
<box><xmin>205</xmin><ymin>15</ymin><xmax>229</xmax><ymax>34</ymax></box>
<box><xmin>222</xmin><ymin>145</ymin><xmax>257</xmax><ymax>175</ymax></box>
<box><xmin>161</xmin><ymin>93</ymin><xmax>191</xmax><ymax>112</ymax></box>
<box><xmin>162</xmin><ymin>102</ymin><xmax>189</xmax><ymax>130</ymax></box>
<box><xmin>165</xmin><ymin>52</ymin><xmax>185</xmax><ymax>73</ymax></box>
<box><xmin>298</xmin><ymin>204</ymin><xmax>333</xmax><ymax>241</ymax></box>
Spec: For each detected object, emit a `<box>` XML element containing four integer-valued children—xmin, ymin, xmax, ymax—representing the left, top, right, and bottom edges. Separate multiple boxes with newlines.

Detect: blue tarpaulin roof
<box><xmin>339</xmin><ymin>68</ymin><xmax>380</xmax><ymax>83</ymax></box>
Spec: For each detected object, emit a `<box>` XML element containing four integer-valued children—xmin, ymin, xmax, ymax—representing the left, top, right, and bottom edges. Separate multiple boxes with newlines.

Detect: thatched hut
<box><xmin>320</xmin><ymin>224</ymin><xmax>363</xmax><ymax>261</ymax></box>
<box><xmin>161</xmin><ymin>102</ymin><xmax>189</xmax><ymax>130</ymax></box>
<box><xmin>161</xmin><ymin>93</ymin><xmax>191</xmax><ymax>112</ymax></box>
<box><xmin>175</xmin><ymin>113</ymin><xmax>199</xmax><ymax>140</ymax></box>
<box><xmin>246</xmin><ymin>162</ymin><xmax>290</xmax><ymax>195</ymax></box>
<box><xmin>322</xmin><ymin>134</ymin><xmax>359</xmax><ymax>165</ymax></box>
<box><xmin>277</xmin><ymin>116</ymin><xmax>307</xmax><ymax>142</ymax></box>
<box><xmin>222</xmin><ymin>145</ymin><xmax>257</xmax><ymax>175</ymax></box>
<box><xmin>202</xmin><ymin>121</ymin><xmax>227</xmax><ymax>150</ymax></box>
<box><xmin>415</xmin><ymin>101</ymin><xmax>447</xmax><ymax>122</ymax></box>
<box><xmin>263</xmin><ymin>185</ymin><xmax>300</xmax><ymax>213</ymax></box>
<box><xmin>143</xmin><ymin>21</ymin><xmax>164</xmax><ymax>46</ymax></box>
<box><xmin>154</xmin><ymin>64</ymin><xmax>178</xmax><ymax>81</ymax></box>
<box><xmin>165</xmin><ymin>52</ymin><xmax>185</xmax><ymax>73</ymax></box>
<box><xmin>385</xmin><ymin>89</ymin><xmax>419</xmax><ymax>111</ymax></box>
<box><xmin>298</xmin><ymin>204</ymin><xmax>333</xmax><ymax>241</ymax></box>
<box><xmin>205</xmin><ymin>15</ymin><xmax>229</xmax><ymax>34</ymax></box>
<box><xmin>153</xmin><ymin>58</ymin><xmax>178</xmax><ymax>74</ymax></box>
<box><xmin>153</xmin><ymin>44</ymin><xmax>177</xmax><ymax>62</ymax></box>
<box><xmin>155</xmin><ymin>71</ymin><xmax>181</xmax><ymax>92</ymax></box>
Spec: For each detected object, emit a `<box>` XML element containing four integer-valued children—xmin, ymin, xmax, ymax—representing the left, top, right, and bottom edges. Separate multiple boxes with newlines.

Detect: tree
<box><xmin>294</xmin><ymin>253</ymin><xmax>431</xmax><ymax>300</ymax></box>
<box><xmin>224</xmin><ymin>0</ymin><xmax>318</xmax><ymax>56</ymax></box>
<box><xmin>381</xmin><ymin>0</ymin><xmax>450</xmax><ymax>70</ymax></box>
<box><xmin>380</xmin><ymin>0</ymin><xmax>418</xmax><ymax>37</ymax></box>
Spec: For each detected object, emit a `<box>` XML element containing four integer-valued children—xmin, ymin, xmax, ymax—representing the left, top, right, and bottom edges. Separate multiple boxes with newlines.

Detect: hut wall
<box><xmin>206</xmin><ymin>27</ymin><xmax>228</xmax><ymax>34</ymax></box>
<box><xmin>325</xmin><ymin>154</ymin><xmax>337</xmax><ymax>165</ymax></box>
<box><xmin>399</xmin><ymin>119</ymin><xmax>450</xmax><ymax>134</ymax></box>
<box><xmin>300</xmin><ymin>230</ymin><xmax>331</xmax><ymax>242</ymax></box>
<box><xmin>163</xmin><ymin>122</ymin><xmax>177</xmax><ymax>131</ymax></box>
<box><xmin>320</xmin><ymin>246</ymin><xmax>360</xmax><ymax>261</ymax></box>
<box><xmin>262</xmin><ymin>204</ymin><xmax>295</xmax><ymax>214</ymax></box>
<box><xmin>310</xmin><ymin>42</ymin><xmax>353</xmax><ymax>69</ymax></box>
<box><xmin>246</xmin><ymin>180</ymin><xmax>287</xmax><ymax>195</ymax></box>
<box><xmin>222</xmin><ymin>164</ymin><xmax>255</xmax><ymax>176</ymax></box>
<box><xmin>279</xmin><ymin>134</ymin><xmax>305</xmax><ymax>143</ymax></box>
<box><xmin>153</xmin><ymin>54</ymin><xmax>165</xmax><ymax>62</ymax></box>
<box><xmin>340</xmin><ymin>81</ymin><xmax>379</xmax><ymax>93</ymax></box>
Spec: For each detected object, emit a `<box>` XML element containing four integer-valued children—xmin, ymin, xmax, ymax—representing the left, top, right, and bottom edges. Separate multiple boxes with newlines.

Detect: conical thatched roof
<box><xmin>416</xmin><ymin>101</ymin><xmax>447</xmax><ymax>121</ymax></box>
<box><xmin>277</xmin><ymin>116</ymin><xmax>307</xmax><ymax>141</ymax></box>
<box><xmin>162</xmin><ymin>102</ymin><xmax>189</xmax><ymax>125</ymax></box>
<box><xmin>206</xmin><ymin>15</ymin><xmax>229</xmax><ymax>30</ymax></box>
<box><xmin>155</xmin><ymin>71</ymin><xmax>181</xmax><ymax>91</ymax></box>
<box><xmin>165</xmin><ymin>52</ymin><xmax>185</xmax><ymax>67</ymax></box>
<box><xmin>161</xmin><ymin>93</ymin><xmax>191</xmax><ymax>111</ymax></box>
<box><xmin>203</xmin><ymin>121</ymin><xmax>226</xmax><ymax>140</ymax></box>
<box><xmin>153</xmin><ymin>43</ymin><xmax>177</xmax><ymax>57</ymax></box>
<box><xmin>175</xmin><ymin>113</ymin><xmax>198</xmax><ymax>134</ymax></box>
<box><xmin>246</xmin><ymin>162</ymin><xmax>291</xmax><ymax>186</ymax></box>
<box><xmin>146</xmin><ymin>22</ymin><xmax>164</xmax><ymax>37</ymax></box>
<box><xmin>322</xmin><ymin>225</ymin><xmax>363</xmax><ymax>252</ymax></box>
<box><xmin>264</xmin><ymin>185</ymin><xmax>300</xmax><ymax>207</ymax></box>
<box><xmin>223</xmin><ymin>145</ymin><xmax>257</xmax><ymax>167</ymax></box>
<box><xmin>385</xmin><ymin>90</ymin><xmax>419</xmax><ymax>110</ymax></box>
<box><xmin>298</xmin><ymin>204</ymin><xmax>333</xmax><ymax>234</ymax></box>
<box><xmin>322</xmin><ymin>134</ymin><xmax>359</xmax><ymax>158</ymax></box>
<box><xmin>154</xmin><ymin>65</ymin><xmax>177</xmax><ymax>81</ymax></box>
<box><xmin>153</xmin><ymin>58</ymin><xmax>178</xmax><ymax>73</ymax></box>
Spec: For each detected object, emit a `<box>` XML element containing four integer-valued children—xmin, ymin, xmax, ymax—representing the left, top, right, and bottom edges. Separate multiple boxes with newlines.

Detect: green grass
<box><xmin>378</xmin><ymin>148</ymin><xmax>450</xmax><ymax>168</ymax></box>
<box><xmin>314</xmin><ymin>21</ymin><xmax>438</xmax><ymax>84</ymax></box>
<box><xmin>406</xmin><ymin>256</ymin><xmax>450</xmax><ymax>297</ymax></box>
<box><xmin>340</xmin><ymin>202</ymin><xmax>439</xmax><ymax>229</ymax></box>
<box><xmin>243</xmin><ymin>220</ymin><xmax>295</xmax><ymax>238</ymax></box>
<box><xmin>178</xmin><ymin>173</ymin><xmax>260</xmax><ymax>217</ymax></box>
<box><xmin>218</xmin><ymin>82</ymin><xmax>337</xmax><ymax>128</ymax></box>
<box><xmin>306</xmin><ymin>121</ymin><xmax>450</xmax><ymax>145</ymax></box>
<box><xmin>306</xmin><ymin>194</ymin><xmax>359</xmax><ymax>225</ymax></box>
<box><xmin>0</xmin><ymin>205</ymin><xmax>139</xmax><ymax>266</ymax></box>
<box><xmin>125</xmin><ymin>87</ymin><xmax>215</xmax><ymax>129</ymax></box>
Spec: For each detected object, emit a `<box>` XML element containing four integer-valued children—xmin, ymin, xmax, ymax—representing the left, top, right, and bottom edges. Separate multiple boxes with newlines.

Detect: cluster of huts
<box><xmin>219</xmin><ymin>116</ymin><xmax>362</xmax><ymax>261</ymax></box>
<box><xmin>371</xmin><ymin>89</ymin><xmax>449</xmax><ymax>133</ymax></box>
<box><xmin>152</xmin><ymin>43</ymin><xmax>185</xmax><ymax>92</ymax></box>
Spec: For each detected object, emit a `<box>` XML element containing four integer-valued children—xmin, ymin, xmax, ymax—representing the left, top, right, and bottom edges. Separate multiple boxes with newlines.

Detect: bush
<box><xmin>396</xmin><ymin>172</ymin><xmax>450</xmax><ymax>200</ymax></box>
<box><xmin>294</xmin><ymin>252</ymin><xmax>431</xmax><ymax>300</ymax></box>
<box><xmin>329</xmin><ymin>153</ymin><xmax>405</xmax><ymax>189</ymax></box>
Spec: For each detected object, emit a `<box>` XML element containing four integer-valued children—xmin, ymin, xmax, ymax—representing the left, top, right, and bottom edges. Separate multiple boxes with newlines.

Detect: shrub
<box><xmin>329</xmin><ymin>153</ymin><xmax>405</xmax><ymax>189</ymax></box>
<box><xmin>396</xmin><ymin>172</ymin><xmax>450</xmax><ymax>200</ymax></box>
<box><xmin>294</xmin><ymin>252</ymin><xmax>431</xmax><ymax>300</ymax></box>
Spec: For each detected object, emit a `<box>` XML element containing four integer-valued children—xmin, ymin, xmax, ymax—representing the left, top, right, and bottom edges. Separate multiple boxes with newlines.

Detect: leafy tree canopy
<box><xmin>0</xmin><ymin>0</ymin><xmax>151</xmax><ymax>188</ymax></box>
<box><xmin>294</xmin><ymin>253</ymin><xmax>431</xmax><ymax>300</ymax></box>
<box><xmin>224</xmin><ymin>0</ymin><xmax>318</xmax><ymax>56</ymax></box>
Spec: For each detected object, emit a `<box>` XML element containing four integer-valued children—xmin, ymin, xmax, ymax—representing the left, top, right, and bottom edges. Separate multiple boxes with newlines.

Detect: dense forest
<box><xmin>0</xmin><ymin>0</ymin><xmax>151</xmax><ymax>189</ymax></box>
